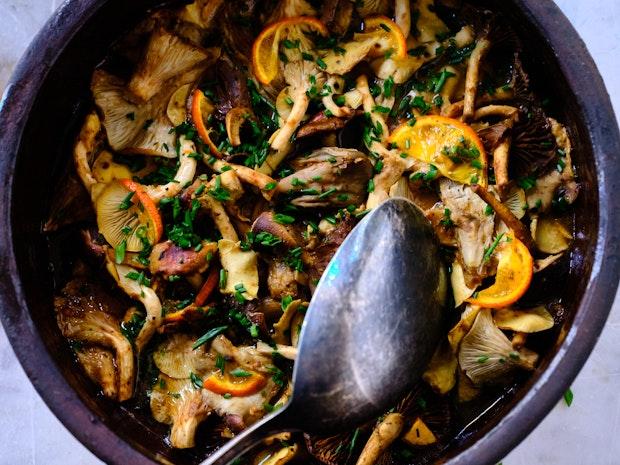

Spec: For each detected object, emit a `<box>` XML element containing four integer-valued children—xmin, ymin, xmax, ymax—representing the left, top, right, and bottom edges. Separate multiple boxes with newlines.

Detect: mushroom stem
<box><xmin>73</xmin><ymin>112</ymin><xmax>101</xmax><ymax>196</ymax></box>
<box><xmin>212</xmin><ymin>159</ymin><xmax>277</xmax><ymax>200</ymax></box>
<box><xmin>472</xmin><ymin>184</ymin><xmax>534</xmax><ymax>250</ymax></box>
<box><xmin>462</xmin><ymin>38</ymin><xmax>491</xmax><ymax>122</ymax></box>
<box><xmin>394</xmin><ymin>0</ymin><xmax>411</xmax><ymax>38</ymax></box>
<box><xmin>473</xmin><ymin>105</ymin><xmax>519</xmax><ymax>120</ymax></box>
<box><xmin>144</xmin><ymin>136</ymin><xmax>198</xmax><ymax>202</ymax></box>
<box><xmin>106</xmin><ymin>259</ymin><xmax>164</xmax><ymax>353</ymax></box>
<box><xmin>198</xmin><ymin>194</ymin><xmax>239</xmax><ymax>241</ymax></box>
<box><xmin>355</xmin><ymin>413</ymin><xmax>405</xmax><ymax>465</ymax></box>
<box><xmin>493</xmin><ymin>135</ymin><xmax>512</xmax><ymax>196</ymax></box>
<box><xmin>271</xmin><ymin>90</ymin><xmax>309</xmax><ymax>150</ymax></box>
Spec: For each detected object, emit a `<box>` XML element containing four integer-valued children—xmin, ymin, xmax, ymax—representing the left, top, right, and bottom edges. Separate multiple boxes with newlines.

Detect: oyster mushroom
<box><xmin>320</xmin><ymin>0</ymin><xmax>353</xmax><ymax>36</ymax></box>
<box><xmin>439</xmin><ymin>179</ymin><xmax>495</xmax><ymax>287</ymax></box>
<box><xmin>153</xmin><ymin>333</ymin><xmax>215</xmax><ymax>379</ymax></box>
<box><xmin>533</xmin><ymin>216</ymin><xmax>572</xmax><ymax>254</ymax></box>
<box><xmin>273</xmin><ymin>299</ymin><xmax>306</xmax><ymax>344</ymax></box>
<box><xmin>75</xmin><ymin>347</ymin><xmax>119</xmax><ymax>399</ymax></box>
<box><xmin>106</xmin><ymin>259</ymin><xmax>163</xmax><ymax>352</ymax></box>
<box><xmin>55</xmin><ymin>276</ymin><xmax>134</xmax><ymax>401</ymax></box>
<box><xmin>150</xmin><ymin>375</ymin><xmax>212</xmax><ymax>448</ymax></box>
<box><xmin>510</xmin><ymin>106</ymin><xmax>558</xmax><ymax>178</ymax></box>
<box><xmin>91</xmin><ymin>70</ymin><xmax>176</xmax><ymax>158</ymax></box>
<box><xmin>422</xmin><ymin>339</ymin><xmax>458</xmax><ymax>395</ymax></box>
<box><xmin>458</xmin><ymin>309</ymin><xmax>539</xmax><ymax>385</ymax></box>
<box><xmin>277</xmin><ymin>147</ymin><xmax>373</xmax><ymax>208</ymax></box>
<box><xmin>493</xmin><ymin>306</ymin><xmax>555</xmax><ymax>333</ymax></box>
<box><xmin>255</xmin><ymin>444</ymin><xmax>298</xmax><ymax>465</ymax></box>
<box><xmin>218</xmin><ymin>239</ymin><xmax>259</xmax><ymax>299</ymax></box>
<box><xmin>270</xmin><ymin>61</ymin><xmax>323</xmax><ymax>151</ymax></box>
<box><xmin>355</xmin><ymin>0</ymin><xmax>389</xmax><ymax>17</ymax></box>
<box><xmin>128</xmin><ymin>27</ymin><xmax>216</xmax><ymax>102</ymax></box>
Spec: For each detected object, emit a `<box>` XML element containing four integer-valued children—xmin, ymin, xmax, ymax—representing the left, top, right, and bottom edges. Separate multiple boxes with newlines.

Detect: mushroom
<box><xmin>73</xmin><ymin>111</ymin><xmax>102</xmax><ymax>194</ymax></box>
<box><xmin>493</xmin><ymin>306</ymin><xmax>555</xmax><ymax>333</ymax></box>
<box><xmin>95</xmin><ymin>180</ymin><xmax>157</xmax><ymax>252</ymax></box>
<box><xmin>128</xmin><ymin>27</ymin><xmax>215</xmax><ymax>102</ymax></box>
<box><xmin>270</xmin><ymin>61</ymin><xmax>323</xmax><ymax>151</ymax></box>
<box><xmin>422</xmin><ymin>339</ymin><xmax>458</xmax><ymax>394</ymax></box>
<box><xmin>305</xmin><ymin>428</ymin><xmax>366</xmax><ymax>465</ymax></box>
<box><xmin>450</xmin><ymin>261</ymin><xmax>476</xmax><ymax>307</ymax></box>
<box><xmin>225</xmin><ymin>107</ymin><xmax>253</xmax><ymax>146</ymax></box>
<box><xmin>533</xmin><ymin>216</ymin><xmax>572</xmax><ymax>254</ymax></box>
<box><xmin>439</xmin><ymin>179</ymin><xmax>495</xmax><ymax>287</ymax></box>
<box><xmin>212</xmin><ymin>160</ymin><xmax>278</xmax><ymax>200</ymax></box>
<box><xmin>320</xmin><ymin>0</ymin><xmax>353</xmax><ymax>37</ymax></box>
<box><xmin>75</xmin><ymin>347</ymin><xmax>120</xmax><ymax>399</ymax></box>
<box><xmin>355</xmin><ymin>413</ymin><xmax>405</xmax><ymax>465</ymax></box>
<box><xmin>355</xmin><ymin>0</ymin><xmax>389</xmax><ymax>17</ymax></box>
<box><xmin>255</xmin><ymin>444</ymin><xmax>298</xmax><ymax>465</ymax></box>
<box><xmin>91</xmin><ymin>70</ymin><xmax>177</xmax><ymax>158</ymax></box>
<box><xmin>458</xmin><ymin>309</ymin><xmax>539</xmax><ymax>385</ymax></box>
<box><xmin>150</xmin><ymin>374</ymin><xmax>212</xmax><ymax>448</ymax></box>
<box><xmin>252</xmin><ymin>211</ymin><xmax>300</xmax><ymax>248</ymax></box>
<box><xmin>394</xmin><ymin>0</ymin><xmax>411</xmax><ymax>38</ymax></box>
<box><xmin>457</xmin><ymin>368</ymin><xmax>480</xmax><ymax>403</ymax></box>
<box><xmin>106</xmin><ymin>259</ymin><xmax>163</xmax><ymax>352</ymax></box>
<box><xmin>178</xmin><ymin>0</ymin><xmax>224</xmax><ymax>30</ymax></box>
<box><xmin>277</xmin><ymin>147</ymin><xmax>373</xmax><ymax>208</ymax></box>
<box><xmin>273</xmin><ymin>299</ymin><xmax>305</xmax><ymax>344</ymax></box>
<box><xmin>447</xmin><ymin>304</ymin><xmax>482</xmax><ymax>352</ymax></box>
<box><xmin>510</xmin><ymin>106</ymin><xmax>558</xmax><ymax>178</ymax></box>
<box><xmin>462</xmin><ymin>37</ymin><xmax>491</xmax><ymax>121</ymax></box>
<box><xmin>267</xmin><ymin>260</ymin><xmax>299</xmax><ymax>300</ymax></box>
<box><xmin>55</xmin><ymin>276</ymin><xmax>134</xmax><ymax>401</ymax></box>
<box><xmin>166</xmin><ymin>83</ymin><xmax>192</xmax><ymax>126</ymax></box>
<box><xmin>218</xmin><ymin>239</ymin><xmax>259</xmax><ymax>299</ymax></box>
<box><xmin>153</xmin><ymin>333</ymin><xmax>215</xmax><ymax>379</ymax></box>
<box><xmin>472</xmin><ymin>184</ymin><xmax>533</xmax><ymax>250</ymax></box>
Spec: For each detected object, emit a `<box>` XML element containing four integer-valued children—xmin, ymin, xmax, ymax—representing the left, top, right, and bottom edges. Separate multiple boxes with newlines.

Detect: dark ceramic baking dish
<box><xmin>1</xmin><ymin>0</ymin><xmax>619</xmax><ymax>464</ymax></box>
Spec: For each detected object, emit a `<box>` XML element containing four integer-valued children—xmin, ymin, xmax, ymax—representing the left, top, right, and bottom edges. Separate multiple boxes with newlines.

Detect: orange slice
<box><xmin>467</xmin><ymin>233</ymin><xmax>533</xmax><ymax>308</ymax></box>
<box><xmin>389</xmin><ymin>115</ymin><xmax>487</xmax><ymax>187</ymax></box>
<box><xmin>203</xmin><ymin>370</ymin><xmax>267</xmax><ymax>397</ymax></box>
<box><xmin>359</xmin><ymin>16</ymin><xmax>407</xmax><ymax>59</ymax></box>
<box><xmin>119</xmin><ymin>179</ymin><xmax>164</xmax><ymax>243</ymax></box>
<box><xmin>251</xmin><ymin>16</ymin><xmax>328</xmax><ymax>85</ymax></box>
<box><xmin>190</xmin><ymin>88</ymin><xmax>221</xmax><ymax>156</ymax></box>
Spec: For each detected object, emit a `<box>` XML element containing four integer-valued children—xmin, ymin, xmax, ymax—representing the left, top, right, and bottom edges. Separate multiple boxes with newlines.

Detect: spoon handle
<box><xmin>200</xmin><ymin>408</ymin><xmax>297</xmax><ymax>465</ymax></box>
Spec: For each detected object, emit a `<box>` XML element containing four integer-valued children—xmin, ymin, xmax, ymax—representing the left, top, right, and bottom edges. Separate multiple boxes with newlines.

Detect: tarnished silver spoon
<box><xmin>203</xmin><ymin>197</ymin><xmax>447</xmax><ymax>464</ymax></box>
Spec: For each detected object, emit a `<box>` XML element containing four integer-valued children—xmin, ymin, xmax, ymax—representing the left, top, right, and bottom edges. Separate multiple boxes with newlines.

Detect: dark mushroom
<box><xmin>251</xmin><ymin>211</ymin><xmax>301</xmax><ymax>248</ymax></box>
<box><xmin>510</xmin><ymin>105</ymin><xmax>558</xmax><ymax>178</ymax></box>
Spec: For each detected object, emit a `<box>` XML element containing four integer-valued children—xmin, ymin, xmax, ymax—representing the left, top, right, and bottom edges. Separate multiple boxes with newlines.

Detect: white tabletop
<box><xmin>0</xmin><ymin>1</ymin><xmax>618</xmax><ymax>463</ymax></box>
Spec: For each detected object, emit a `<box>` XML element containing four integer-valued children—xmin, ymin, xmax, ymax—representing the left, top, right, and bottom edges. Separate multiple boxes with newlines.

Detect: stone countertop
<box><xmin>0</xmin><ymin>1</ymin><xmax>619</xmax><ymax>463</ymax></box>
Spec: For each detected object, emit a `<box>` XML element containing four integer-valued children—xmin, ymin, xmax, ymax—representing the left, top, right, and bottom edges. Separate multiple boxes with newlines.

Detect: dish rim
<box><xmin>0</xmin><ymin>0</ymin><xmax>619</xmax><ymax>464</ymax></box>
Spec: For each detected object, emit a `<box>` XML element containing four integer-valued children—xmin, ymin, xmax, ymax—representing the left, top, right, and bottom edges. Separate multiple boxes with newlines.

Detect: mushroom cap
<box><xmin>153</xmin><ymin>333</ymin><xmax>216</xmax><ymax>379</ymax></box>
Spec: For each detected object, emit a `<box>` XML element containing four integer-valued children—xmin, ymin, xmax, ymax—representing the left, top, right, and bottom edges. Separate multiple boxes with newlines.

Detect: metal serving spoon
<box><xmin>203</xmin><ymin>197</ymin><xmax>447</xmax><ymax>465</ymax></box>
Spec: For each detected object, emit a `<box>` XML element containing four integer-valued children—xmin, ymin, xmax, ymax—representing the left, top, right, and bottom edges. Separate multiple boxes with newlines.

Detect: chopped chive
<box><xmin>192</xmin><ymin>325</ymin><xmax>229</xmax><ymax>350</ymax></box>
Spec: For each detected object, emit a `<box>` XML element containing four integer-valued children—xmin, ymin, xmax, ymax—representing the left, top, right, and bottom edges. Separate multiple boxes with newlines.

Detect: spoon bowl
<box><xmin>203</xmin><ymin>198</ymin><xmax>447</xmax><ymax>464</ymax></box>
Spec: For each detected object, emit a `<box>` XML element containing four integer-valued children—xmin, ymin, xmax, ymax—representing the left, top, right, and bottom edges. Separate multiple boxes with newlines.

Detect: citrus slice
<box><xmin>358</xmin><ymin>15</ymin><xmax>408</xmax><ymax>59</ymax></box>
<box><xmin>251</xmin><ymin>16</ymin><xmax>328</xmax><ymax>85</ymax></box>
<box><xmin>96</xmin><ymin>180</ymin><xmax>163</xmax><ymax>252</ymax></box>
<box><xmin>203</xmin><ymin>370</ymin><xmax>267</xmax><ymax>397</ymax></box>
<box><xmin>467</xmin><ymin>233</ymin><xmax>533</xmax><ymax>308</ymax></box>
<box><xmin>190</xmin><ymin>88</ymin><xmax>220</xmax><ymax>156</ymax></box>
<box><xmin>389</xmin><ymin>115</ymin><xmax>487</xmax><ymax>186</ymax></box>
